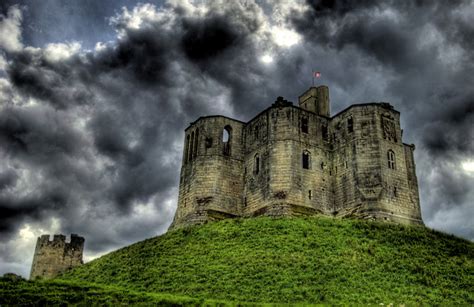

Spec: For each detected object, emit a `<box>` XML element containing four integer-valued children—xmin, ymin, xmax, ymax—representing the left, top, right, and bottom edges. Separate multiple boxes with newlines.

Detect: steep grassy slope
<box><xmin>58</xmin><ymin>216</ymin><xmax>473</xmax><ymax>305</ymax></box>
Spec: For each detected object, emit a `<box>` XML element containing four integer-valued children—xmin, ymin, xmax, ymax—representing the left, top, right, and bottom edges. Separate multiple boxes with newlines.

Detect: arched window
<box><xmin>193</xmin><ymin>128</ymin><xmax>199</xmax><ymax>158</ymax></box>
<box><xmin>387</xmin><ymin>150</ymin><xmax>396</xmax><ymax>169</ymax></box>
<box><xmin>302</xmin><ymin>150</ymin><xmax>311</xmax><ymax>169</ymax></box>
<box><xmin>223</xmin><ymin>125</ymin><xmax>232</xmax><ymax>156</ymax></box>
<box><xmin>254</xmin><ymin>154</ymin><xmax>260</xmax><ymax>175</ymax></box>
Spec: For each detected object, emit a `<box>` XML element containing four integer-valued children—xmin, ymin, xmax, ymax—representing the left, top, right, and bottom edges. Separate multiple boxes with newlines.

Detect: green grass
<box><xmin>3</xmin><ymin>216</ymin><xmax>474</xmax><ymax>305</ymax></box>
<box><xmin>0</xmin><ymin>277</ymin><xmax>231</xmax><ymax>306</ymax></box>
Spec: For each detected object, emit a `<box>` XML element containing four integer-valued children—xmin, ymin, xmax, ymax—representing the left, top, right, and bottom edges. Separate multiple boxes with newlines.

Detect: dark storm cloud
<box><xmin>179</xmin><ymin>3</ymin><xmax>262</xmax><ymax>65</ymax></box>
<box><xmin>0</xmin><ymin>106</ymin><xmax>89</xmax><ymax>236</ymax></box>
<box><xmin>0</xmin><ymin>106</ymin><xmax>86</xmax><ymax>157</ymax></box>
<box><xmin>0</xmin><ymin>189</ymin><xmax>68</xmax><ymax>234</ymax></box>
<box><xmin>0</xmin><ymin>169</ymin><xmax>18</xmax><ymax>191</ymax></box>
<box><xmin>1</xmin><ymin>1</ymin><xmax>272</xmax><ymax>254</ymax></box>
<box><xmin>181</xmin><ymin>16</ymin><xmax>241</xmax><ymax>62</ymax></box>
<box><xmin>294</xmin><ymin>0</ymin><xmax>474</xmax><ymax>68</ymax></box>
<box><xmin>93</xmin><ymin>28</ymin><xmax>172</xmax><ymax>85</ymax></box>
<box><xmin>7</xmin><ymin>50</ymin><xmax>93</xmax><ymax>109</ymax></box>
<box><xmin>422</xmin><ymin>92</ymin><xmax>474</xmax><ymax>158</ymax></box>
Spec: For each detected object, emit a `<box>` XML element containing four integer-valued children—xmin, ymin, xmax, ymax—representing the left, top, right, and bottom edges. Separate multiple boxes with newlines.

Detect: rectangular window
<box><xmin>348</xmin><ymin>117</ymin><xmax>353</xmax><ymax>133</ymax></box>
<box><xmin>302</xmin><ymin>152</ymin><xmax>310</xmax><ymax>169</ymax></box>
<box><xmin>322</xmin><ymin>125</ymin><xmax>328</xmax><ymax>141</ymax></box>
<box><xmin>301</xmin><ymin>117</ymin><xmax>309</xmax><ymax>133</ymax></box>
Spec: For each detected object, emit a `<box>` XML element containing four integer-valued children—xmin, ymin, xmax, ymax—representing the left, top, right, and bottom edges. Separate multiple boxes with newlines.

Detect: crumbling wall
<box><xmin>171</xmin><ymin>116</ymin><xmax>245</xmax><ymax>229</ymax></box>
<box><xmin>30</xmin><ymin>234</ymin><xmax>84</xmax><ymax>280</ymax></box>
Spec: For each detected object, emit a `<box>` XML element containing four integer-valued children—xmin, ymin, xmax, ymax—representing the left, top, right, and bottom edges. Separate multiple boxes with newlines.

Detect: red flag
<box><xmin>313</xmin><ymin>71</ymin><xmax>321</xmax><ymax>78</ymax></box>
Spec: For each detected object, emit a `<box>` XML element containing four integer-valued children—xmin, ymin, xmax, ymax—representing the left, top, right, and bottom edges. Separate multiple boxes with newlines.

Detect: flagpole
<box><xmin>312</xmin><ymin>68</ymin><xmax>315</xmax><ymax>87</ymax></box>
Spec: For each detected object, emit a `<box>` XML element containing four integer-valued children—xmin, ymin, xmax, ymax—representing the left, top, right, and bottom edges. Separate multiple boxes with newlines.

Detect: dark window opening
<box><xmin>348</xmin><ymin>117</ymin><xmax>353</xmax><ymax>133</ymax></box>
<box><xmin>301</xmin><ymin>117</ymin><xmax>309</xmax><ymax>133</ymax></box>
<box><xmin>302</xmin><ymin>151</ymin><xmax>310</xmax><ymax>169</ymax></box>
<box><xmin>184</xmin><ymin>135</ymin><xmax>190</xmax><ymax>164</ymax></box>
<box><xmin>205</xmin><ymin>137</ymin><xmax>213</xmax><ymax>148</ymax></box>
<box><xmin>308</xmin><ymin>190</ymin><xmax>312</xmax><ymax>200</ymax></box>
<box><xmin>394</xmin><ymin>187</ymin><xmax>398</xmax><ymax>197</ymax></box>
<box><xmin>189</xmin><ymin>131</ymin><xmax>195</xmax><ymax>162</ymax></box>
<box><xmin>254</xmin><ymin>154</ymin><xmax>260</xmax><ymax>175</ymax></box>
<box><xmin>322</xmin><ymin>125</ymin><xmax>328</xmax><ymax>141</ymax></box>
<box><xmin>387</xmin><ymin>150</ymin><xmax>396</xmax><ymax>169</ymax></box>
<box><xmin>193</xmin><ymin>128</ymin><xmax>199</xmax><ymax>158</ymax></box>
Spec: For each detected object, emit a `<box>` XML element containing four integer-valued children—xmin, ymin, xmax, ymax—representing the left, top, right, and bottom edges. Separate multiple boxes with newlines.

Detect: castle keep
<box><xmin>170</xmin><ymin>86</ymin><xmax>422</xmax><ymax>229</ymax></box>
<box><xmin>30</xmin><ymin>234</ymin><xmax>84</xmax><ymax>279</ymax></box>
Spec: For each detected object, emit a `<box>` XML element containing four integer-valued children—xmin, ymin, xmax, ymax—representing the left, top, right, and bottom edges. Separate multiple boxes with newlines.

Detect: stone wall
<box><xmin>30</xmin><ymin>234</ymin><xmax>84</xmax><ymax>280</ymax></box>
<box><xmin>170</xmin><ymin>116</ymin><xmax>245</xmax><ymax>229</ymax></box>
<box><xmin>170</xmin><ymin>86</ymin><xmax>423</xmax><ymax>230</ymax></box>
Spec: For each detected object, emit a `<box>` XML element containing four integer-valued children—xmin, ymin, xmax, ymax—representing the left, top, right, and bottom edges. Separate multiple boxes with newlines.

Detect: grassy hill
<box><xmin>2</xmin><ymin>216</ymin><xmax>473</xmax><ymax>305</ymax></box>
<box><xmin>0</xmin><ymin>277</ymin><xmax>219</xmax><ymax>305</ymax></box>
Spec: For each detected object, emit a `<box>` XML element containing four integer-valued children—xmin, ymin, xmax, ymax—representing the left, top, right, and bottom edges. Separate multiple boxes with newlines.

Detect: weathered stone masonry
<box><xmin>30</xmin><ymin>234</ymin><xmax>84</xmax><ymax>279</ymax></box>
<box><xmin>170</xmin><ymin>86</ymin><xmax>422</xmax><ymax>229</ymax></box>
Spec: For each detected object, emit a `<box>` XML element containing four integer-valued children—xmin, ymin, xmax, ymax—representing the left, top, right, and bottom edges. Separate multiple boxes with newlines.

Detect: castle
<box><xmin>170</xmin><ymin>86</ymin><xmax>422</xmax><ymax>229</ymax></box>
<box><xmin>30</xmin><ymin>234</ymin><xmax>84</xmax><ymax>279</ymax></box>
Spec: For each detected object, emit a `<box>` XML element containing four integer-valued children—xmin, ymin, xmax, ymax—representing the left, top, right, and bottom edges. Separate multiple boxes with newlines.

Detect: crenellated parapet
<box><xmin>30</xmin><ymin>233</ymin><xmax>85</xmax><ymax>280</ymax></box>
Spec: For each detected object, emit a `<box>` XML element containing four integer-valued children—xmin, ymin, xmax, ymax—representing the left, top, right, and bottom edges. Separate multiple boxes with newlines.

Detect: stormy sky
<box><xmin>0</xmin><ymin>0</ymin><xmax>473</xmax><ymax>277</ymax></box>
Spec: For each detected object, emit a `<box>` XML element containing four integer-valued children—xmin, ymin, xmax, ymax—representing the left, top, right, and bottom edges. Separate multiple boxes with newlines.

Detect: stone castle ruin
<box><xmin>170</xmin><ymin>86</ymin><xmax>423</xmax><ymax>229</ymax></box>
<box><xmin>30</xmin><ymin>234</ymin><xmax>84</xmax><ymax>279</ymax></box>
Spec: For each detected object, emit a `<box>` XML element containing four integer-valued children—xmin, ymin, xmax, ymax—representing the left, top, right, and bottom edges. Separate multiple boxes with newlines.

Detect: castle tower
<box><xmin>170</xmin><ymin>116</ymin><xmax>245</xmax><ymax>229</ymax></box>
<box><xmin>30</xmin><ymin>234</ymin><xmax>84</xmax><ymax>280</ymax></box>
<box><xmin>298</xmin><ymin>85</ymin><xmax>330</xmax><ymax>117</ymax></box>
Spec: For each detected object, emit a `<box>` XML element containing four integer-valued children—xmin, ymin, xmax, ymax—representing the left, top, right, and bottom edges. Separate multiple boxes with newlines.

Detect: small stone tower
<box><xmin>298</xmin><ymin>86</ymin><xmax>330</xmax><ymax>117</ymax></box>
<box><xmin>30</xmin><ymin>234</ymin><xmax>84</xmax><ymax>280</ymax></box>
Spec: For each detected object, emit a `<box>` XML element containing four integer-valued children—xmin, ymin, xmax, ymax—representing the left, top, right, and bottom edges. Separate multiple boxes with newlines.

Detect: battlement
<box><xmin>30</xmin><ymin>233</ymin><xmax>85</xmax><ymax>280</ymax></box>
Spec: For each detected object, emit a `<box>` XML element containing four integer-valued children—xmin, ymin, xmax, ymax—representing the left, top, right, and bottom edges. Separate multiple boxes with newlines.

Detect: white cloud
<box><xmin>0</xmin><ymin>5</ymin><xmax>24</xmax><ymax>52</ymax></box>
<box><xmin>271</xmin><ymin>26</ymin><xmax>301</xmax><ymax>47</ymax></box>
<box><xmin>261</xmin><ymin>54</ymin><xmax>273</xmax><ymax>63</ymax></box>
<box><xmin>462</xmin><ymin>160</ymin><xmax>474</xmax><ymax>173</ymax></box>
<box><xmin>44</xmin><ymin>42</ymin><xmax>81</xmax><ymax>62</ymax></box>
